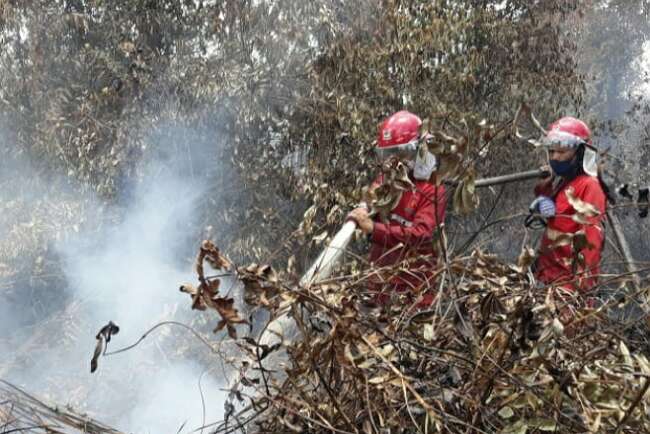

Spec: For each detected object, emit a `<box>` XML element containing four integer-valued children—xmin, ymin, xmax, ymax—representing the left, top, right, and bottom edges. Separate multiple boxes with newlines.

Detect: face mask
<box><xmin>549</xmin><ymin>158</ymin><xmax>577</xmax><ymax>177</ymax></box>
<box><xmin>413</xmin><ymin>150</ymin><xmax>437</xmax><ymax>180</ymax></box>
<box><xmin>410</xmin><ymin>139</ymin><xmax>438</xmax><ymax>181</ymax></box>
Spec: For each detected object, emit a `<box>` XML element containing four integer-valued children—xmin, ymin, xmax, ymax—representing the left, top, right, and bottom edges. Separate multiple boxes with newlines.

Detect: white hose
<box><xmin>260</xmin><ymin>219</ymin><xmax>358</xmax><ymax>346</ymax></box>
<box><xmin>299</xmin><ymin>220</ymin><xmax>357</xmax><ymax>287</ymax></box>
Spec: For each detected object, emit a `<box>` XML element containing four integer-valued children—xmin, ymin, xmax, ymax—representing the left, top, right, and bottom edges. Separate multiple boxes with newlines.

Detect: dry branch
<box><xmin>0</xmin><ymin>380</ymin><xmax>122</xmax><ymax>434</ymax></box>
<box><xmin>183</xmin><ymin>241</ymin><xmax>650</xmax><ymax>434</ymax></box>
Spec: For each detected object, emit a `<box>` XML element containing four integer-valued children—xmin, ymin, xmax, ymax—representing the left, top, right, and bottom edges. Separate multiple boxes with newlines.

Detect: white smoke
<box><xmin>122</xmin><ymin>362</ymin><xmax>226</xmax><ymax>434</ymax></box>
<box><xmin>0</xmin><ymin>119</ymin><xmax>233</xmax><ymax>433</ymax></box>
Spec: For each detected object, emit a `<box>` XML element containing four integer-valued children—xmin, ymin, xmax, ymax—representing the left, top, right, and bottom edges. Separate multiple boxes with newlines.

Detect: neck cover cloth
<box><xmin>413</xmin><ymin>142</ymin><xmax>438</xmax><ymax>181</ymax></box>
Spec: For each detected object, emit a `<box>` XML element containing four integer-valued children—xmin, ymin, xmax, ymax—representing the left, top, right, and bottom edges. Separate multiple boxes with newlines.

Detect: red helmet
<box><xmin>375</xmin><ymin>111</ymin><xmax>422</xmax><ymax>160</ymax></box>
<box><xmin>543</xmin><ymin>117</ymin><xmax>592</xmax><ymax>149</ymax></box>
<box><xmin>544</xmin><ymin>116</ymin><xmax>600</xmax><ymax>176</ymax></box>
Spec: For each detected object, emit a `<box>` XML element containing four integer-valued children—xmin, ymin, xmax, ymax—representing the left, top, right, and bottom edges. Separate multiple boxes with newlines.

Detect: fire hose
<box><xmin>298</xmin><ymin>169</ymin><xmax>556</xmax><ymax>287</ymax></box>
<box><xmin>260</xmin><ymin>169</ymin><xmax>641</xmax><ymax>345</ymax></box>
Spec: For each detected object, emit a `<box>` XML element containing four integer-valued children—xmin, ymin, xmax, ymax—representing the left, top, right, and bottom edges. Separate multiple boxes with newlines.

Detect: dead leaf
<box><xmin>453</xmin><ymin>169</ymin><xmax>479</xmax><ymax>214</ymax></box>
<box><xmin>565</xmin><ymin>187</ymin><xmax>600</xmax><ymax>218</ymax></box>
<box><xmin>212</xmin><ymin>297</ymin><xmax>249</xmax><ymax>337</ymax></box>
<box><xmin>91</xmin><ymin>321</ymin><xmax>119</xmax><ymax>373</ymax></box>
<box><xmin>517</xmin><ymin>246</ymin><xmax>536</xmax><ymax>268</ymax></box>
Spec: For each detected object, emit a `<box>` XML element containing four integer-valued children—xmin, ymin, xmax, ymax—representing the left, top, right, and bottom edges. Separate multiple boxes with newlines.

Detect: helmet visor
<box><xmin>374</xmin><ymin>140</ymin><xmax>418</xmax><ymax>161</ymax></box>
<box><xmin>540</xmin><ymin>130</ymin><xmax>587</xmax><ymax>149</ymax></box>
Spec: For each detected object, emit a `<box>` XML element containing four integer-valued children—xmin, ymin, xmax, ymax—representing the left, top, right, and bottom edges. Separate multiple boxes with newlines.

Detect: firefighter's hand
<box><xmin>534</xmin><ymin>165</ymin><xmax>554</xmax><ymax>195</ymax></box>
<box><xmin>347</xmin><ymin>208</ymin><xmax>374</xmax><ymax>234</ymax></box>
<box><xmin>538</xmin><ymin>164</ymin><xmax>553</xmax><ymax>184</ymax></box>
<box><xmin>530</xmin><ymin>196</ymin><xmax>556</xmax><ymax>218</ymax></box>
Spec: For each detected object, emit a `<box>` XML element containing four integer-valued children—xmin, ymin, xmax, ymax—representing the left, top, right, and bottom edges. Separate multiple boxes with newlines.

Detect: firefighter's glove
<box><xmin>525</xmin><ymin>196</ymin><xmax>555</xmax><ymax>229</ymax></box>
<box><xmin>529</xmin><ymin>196</ymin><xmax>556</xmax><ymax>218</ymax></box>
<box><xmin>347</xmin><ymin>207</ymin><xmax>374</xmax><ymax>234</ymax></box>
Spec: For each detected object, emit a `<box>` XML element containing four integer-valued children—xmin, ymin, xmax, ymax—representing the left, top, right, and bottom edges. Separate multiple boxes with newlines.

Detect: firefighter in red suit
<box><xmin>347</xmin><ymin>111</ymin><xmax>447</xmax><ymax>308</ymax></box>
<box><xmin>529</xmin><ymin>117</ymin><xmax>606</xmax><ymax>300</ymax></box>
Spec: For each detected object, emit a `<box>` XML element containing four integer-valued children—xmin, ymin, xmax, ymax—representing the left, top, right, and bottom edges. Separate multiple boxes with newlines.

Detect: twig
<box><xmin>614</xmin><ymin>377</ymin><xmax>650</xmax><ymax>433</ymax></box>
<box><xmin>361</xmin><ymin>336</ymin><xmax>490</xmax><ymax>434</ymax></box>
<box><xmin>312</xmin><ymin>361</ymin><xmax>358</xmax><ymax>433</ymax></box>
<box><xmin>104</xmin><ymin>321</ymin><xmax>227</xmax><ymax>357</ymax></box>
<box><xmin>2</xmin><ymin>425</ymin><xmax>54</xmax><ymax>433</ymax></box>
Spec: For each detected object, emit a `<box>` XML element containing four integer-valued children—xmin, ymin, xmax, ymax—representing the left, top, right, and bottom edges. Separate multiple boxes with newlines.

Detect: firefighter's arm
<box><xmin>580</xmin><ymin>182</ymin><xmax>607</xmax><ymax>253</ymax></box>
<box><xmin>534</xmin><ymin>176</ymin><xmax>554</xmax><ymax>196</ymax></box>
<box><xmin>371</xmin><ymin>186</ymin><xmax>446</xmax><ymax>248</ymax></box>
<box><xmin>582</xmin><ymin>180</ymin><xmax>607</xmax><ymax>219</ymax></box>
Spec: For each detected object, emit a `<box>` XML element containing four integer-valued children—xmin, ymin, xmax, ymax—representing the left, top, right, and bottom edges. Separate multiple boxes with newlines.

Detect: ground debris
<box><xmin>188</xmin><ymin>242</ymin><xmax>650</xmax><ymax>434</ymax></box>
<box><xmin>0</xmin><ymin>380</ymin><xmax>122</xmax><ymax>434</ymax></box>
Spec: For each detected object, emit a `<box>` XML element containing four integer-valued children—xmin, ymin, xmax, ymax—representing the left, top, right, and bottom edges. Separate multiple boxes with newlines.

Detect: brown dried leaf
<box><xmin>201</xmin><ymin>240</ymin><xmax>232</xmax><ymax>270</ymax></box>
<box><xmin>565</xmin><ymin>187</ymin><xmax>600</xmax><ymax>218</ymax></box>
<box><xmin>212</xmin><ymin>297</ymin><xmax>248</xmax><ymax>337</ymax></box>
<box><xmin>546</xmin><ymin>228</ymin><xmax>574</xmax><ymax>248</ymax></box>
<box><xmin>453</xmin><ymin>170</ymin><xmax>479</xmax><ymax>214</ymax></box>
<box><xmin>517</xmin><ymin>246</ymin><xmax>536</xmax><ymax>269</ymax></box>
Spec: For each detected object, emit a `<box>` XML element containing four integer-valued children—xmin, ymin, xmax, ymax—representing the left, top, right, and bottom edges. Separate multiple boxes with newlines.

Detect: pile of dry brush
<box><xmin>182</xmin><ymin>239</ymin><xmax>650</xmax><ymax>434</ymax></box>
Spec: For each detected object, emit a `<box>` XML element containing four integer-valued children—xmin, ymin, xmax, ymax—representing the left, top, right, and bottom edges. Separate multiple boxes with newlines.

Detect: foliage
<box><xmin>182</xmin><ymin>240</ymin><xmax>650</xmax><ymax>434</ymax></box>
<box><xmin>0</xmin><ymin>1</ymin><xmax>587</xmax><ymax>257</ymax></box>
<box><xmin>247</xmin><ymin>0</ymin><xmax>586</xmax><ymax>241</ymax></box>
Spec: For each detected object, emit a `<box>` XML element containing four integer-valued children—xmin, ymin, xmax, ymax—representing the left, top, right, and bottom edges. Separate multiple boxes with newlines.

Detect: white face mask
<box><xmin>413</xmin><ymin>147</ymin><xmax>438</xmax><ymax>180</ymax></box>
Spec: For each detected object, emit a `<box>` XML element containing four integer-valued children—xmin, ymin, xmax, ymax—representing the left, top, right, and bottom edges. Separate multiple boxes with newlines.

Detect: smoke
<box><xmin>62</xmin><ymin>151</ymin><xmax>201</xmax><ymax>331</ymax></box>
<box><xmin>0</xmin><ymin>118</ymin><xmax>234</xmax><ymax>433</ymax></box>
<box><xmin>576</xmin><ymin>3</ymin><xmax>650</xmax><ymax>262</ymax></box>
<box><xmin>0</xmin><ymin>295</ymin><xmax>19</xmax><ymax>366</ymax></box>
<box><xmin>122</xmin><ymin>362</ymin><xmax>226</xmax><ymax>434</ymax></box>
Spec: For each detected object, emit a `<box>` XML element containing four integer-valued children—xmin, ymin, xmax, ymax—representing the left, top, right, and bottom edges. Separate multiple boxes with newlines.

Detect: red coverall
<box><xmin>368</xmin><ymin>175</ymin><xmax>447</xmax><ymax>306</ymax></box>
<box><xmin>534</xmin><ymin>174</ymin><xmax>606</xmax><ymax>293</ymax></box>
